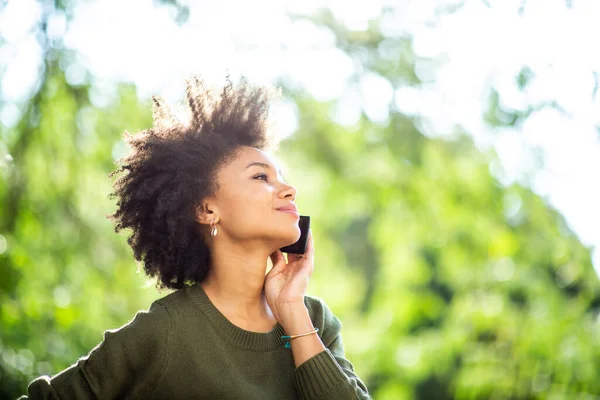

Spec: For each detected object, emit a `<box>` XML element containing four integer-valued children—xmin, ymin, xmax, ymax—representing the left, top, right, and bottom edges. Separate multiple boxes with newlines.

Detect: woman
<box><xmin>21</xmin><ymin>77</ymin><xmax>371</xmax><ymax>399</ymax></box>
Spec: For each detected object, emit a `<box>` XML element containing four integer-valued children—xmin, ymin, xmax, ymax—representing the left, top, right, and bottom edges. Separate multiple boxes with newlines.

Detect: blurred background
<box><xmin>1</xmin><ymin>0</ymin><xmax>600</xmax><ymax>398</ymax></box>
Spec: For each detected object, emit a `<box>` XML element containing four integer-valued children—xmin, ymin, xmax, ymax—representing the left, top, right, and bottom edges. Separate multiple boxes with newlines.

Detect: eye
<box><xmin>254</xmin><ymin>173</ymin><xmax>268</xmax><ymax>181</ymax></box>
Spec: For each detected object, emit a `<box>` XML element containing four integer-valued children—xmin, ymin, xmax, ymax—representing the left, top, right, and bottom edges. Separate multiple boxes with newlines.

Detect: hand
<box><xmin>265</xmin><ymin>229</ymin><xmax>314</xmax><ymax>324</ymax></box>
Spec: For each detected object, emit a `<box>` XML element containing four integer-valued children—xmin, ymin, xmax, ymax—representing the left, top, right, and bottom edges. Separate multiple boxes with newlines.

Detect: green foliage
<box><xmin>286</xmin><ymin>9</ymin><xmax>600</xmax><ymax>399</ymax></box>
<box><xmin>279</xmin><ymin>96</ymin><xmax>600</xmax><ymax>399</ymax></box>
<box><xmin>0</xmin><ymin>64</ymin><xmax>164</xmax><ymax>398</ymax></box>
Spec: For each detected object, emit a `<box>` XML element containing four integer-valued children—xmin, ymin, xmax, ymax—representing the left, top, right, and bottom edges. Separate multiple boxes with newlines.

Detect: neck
<box><xmin>200</xmin><ymin>239</ymin><xmax>276</xmax><ymax>321</ymax></box>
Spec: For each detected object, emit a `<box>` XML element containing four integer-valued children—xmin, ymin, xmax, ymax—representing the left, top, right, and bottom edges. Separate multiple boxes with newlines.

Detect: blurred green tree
<box><xmin>284</xmin><ymin>8</ymin><xmax>600</xmax><ymax>399</ymax></box>
<box><xmin>0</xmin><ymin>0</ymin><xmax>185</xmax><ymax>397</ymax></box>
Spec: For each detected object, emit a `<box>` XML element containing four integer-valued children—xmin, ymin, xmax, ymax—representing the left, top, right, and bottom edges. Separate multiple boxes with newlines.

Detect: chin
<box><xmin>276</xmin><ymin>225</ymin><xmax>301</xmax><ymax>248</ymax></box>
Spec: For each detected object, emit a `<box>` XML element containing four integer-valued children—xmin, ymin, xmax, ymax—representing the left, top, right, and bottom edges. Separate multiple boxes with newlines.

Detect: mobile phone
<box><xmin>279</xmin><ymin>215</ymin><xmax>310</xmax><ymax>254</ymax></box>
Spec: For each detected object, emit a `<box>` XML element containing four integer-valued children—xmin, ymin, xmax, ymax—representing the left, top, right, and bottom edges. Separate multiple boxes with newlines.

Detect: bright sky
<box><xmin>1</xmin><ymin>0</ymin><xmax>599</xmax><ymax>274</ymax></box>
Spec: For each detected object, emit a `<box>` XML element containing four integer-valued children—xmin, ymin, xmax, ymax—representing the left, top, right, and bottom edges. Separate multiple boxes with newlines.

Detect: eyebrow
<box><xmin>245</xmin><ymin>161</ymin><xmax>286</xmax><ymax>182</ymax></box>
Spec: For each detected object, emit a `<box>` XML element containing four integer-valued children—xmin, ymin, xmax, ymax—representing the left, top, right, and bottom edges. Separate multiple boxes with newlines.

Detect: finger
<box><xmin>269</xmin><ymin>250</ymin><xmax>283</xmax><ymax>265</ymax></box>
<box><xmin>305</xmin><ymin>228</ymin><xmax>314</xmax><ymax>258</ymax></box>
<box><xmin>288</xmin><ymin>253</ymin><xmax>304</xmax><ymax>262</ymax></box>
<box><xmin>269</xmin><ymin>250</ymin><xmax>286</xmax><ymax>273</ymax></box>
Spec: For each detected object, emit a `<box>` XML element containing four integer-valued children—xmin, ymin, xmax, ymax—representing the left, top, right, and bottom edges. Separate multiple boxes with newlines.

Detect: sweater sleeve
<box><xmin>294</xmin><ymin>297</ymin><xmax>372</xmax><ymax>400</ymax></box>
<box><xmin>19</xmin><ymin>301</ymin><xmax>172</xmax><ymax>400</ymax></box>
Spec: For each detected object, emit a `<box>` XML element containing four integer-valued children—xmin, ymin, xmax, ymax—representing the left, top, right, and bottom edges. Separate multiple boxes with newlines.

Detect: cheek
<box><xmin>226</xmin><ymin>189</ymin><xmax>274</xmax><ymax>220</ymax></box>
<box><xmin>251</xmin><ymin>192</ymin><xmax>276</xmax><ymax>217</ymax></box>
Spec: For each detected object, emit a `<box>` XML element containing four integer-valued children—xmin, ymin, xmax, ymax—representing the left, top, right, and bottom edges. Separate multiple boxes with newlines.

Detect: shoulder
<box><xmin>303</xmin><ymin>294</ymin><xmax>342</xmax><ymax>347</ymax></box>
<box><xmin>99</xmin><ymin>290</ymin><xmax>179</xmax><ymax>348</ymax></box>
<box><xmin>94</xmin><ymin>301</ymin><xmax>170</xmax><ymax>358</ymax></box>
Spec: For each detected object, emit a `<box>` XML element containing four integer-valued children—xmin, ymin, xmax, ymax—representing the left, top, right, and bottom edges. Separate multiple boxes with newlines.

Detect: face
<box><xmin>198</xmin><ymin>146</ymin><xmax>301</xmax><ymax>250</ymax></box>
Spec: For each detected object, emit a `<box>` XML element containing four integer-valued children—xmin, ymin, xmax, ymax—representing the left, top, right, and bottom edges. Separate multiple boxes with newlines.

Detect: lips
<box><xmin>277</xmin><ymin>206</ymin><xmax>297</xmax><ymax>213</ymax></box>
<box><xmin>276</xmin><ymin>204</ymin><xmax>299</xmax><ymax>216</ymax></box>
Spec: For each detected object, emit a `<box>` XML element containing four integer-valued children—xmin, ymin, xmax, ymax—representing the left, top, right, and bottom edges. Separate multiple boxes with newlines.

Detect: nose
<box><xmin>279</xmin><ymin>182</ymin><xmax>297</xmax><ymax>201</ymax></box>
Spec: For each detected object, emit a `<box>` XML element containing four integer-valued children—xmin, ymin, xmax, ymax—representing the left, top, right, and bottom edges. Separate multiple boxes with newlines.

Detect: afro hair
<box><xmin>107</xmin><ymin>76</ymin><xmax>282</xmax><ymax>289</ymax></box>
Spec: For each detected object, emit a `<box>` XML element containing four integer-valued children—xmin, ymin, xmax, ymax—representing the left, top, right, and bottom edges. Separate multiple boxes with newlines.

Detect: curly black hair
<box><xmin>107</xmin><ymin>76</ymin><xmax>282</xmax><ymax>290</ymax></box>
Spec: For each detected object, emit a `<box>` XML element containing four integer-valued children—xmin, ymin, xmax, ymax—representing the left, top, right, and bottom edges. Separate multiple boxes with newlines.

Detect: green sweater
<box><xmin>21</xmin><ymin>283</ymin><xmax>371</xmax><ymax>399</ymax></box>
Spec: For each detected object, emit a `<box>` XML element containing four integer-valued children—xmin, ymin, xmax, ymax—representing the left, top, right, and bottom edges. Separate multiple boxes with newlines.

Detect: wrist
<box><xmin>279</xmin><ymin>304</ymin><xmax>313</xmax><ymax>333</ymax></box>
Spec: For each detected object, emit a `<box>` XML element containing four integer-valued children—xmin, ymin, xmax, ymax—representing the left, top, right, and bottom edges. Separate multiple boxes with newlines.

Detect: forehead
<box><xmin>228</xmin><ymin>146</ymin><xmax>284</xmax><ymax>175</ymax></box>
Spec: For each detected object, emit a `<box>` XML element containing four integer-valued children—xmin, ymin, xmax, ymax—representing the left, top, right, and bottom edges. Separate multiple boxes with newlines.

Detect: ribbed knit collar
<box><xmin>186</xmin><ymin>282</ymin><xmax>287</xmax><ymax>351</ymax></box>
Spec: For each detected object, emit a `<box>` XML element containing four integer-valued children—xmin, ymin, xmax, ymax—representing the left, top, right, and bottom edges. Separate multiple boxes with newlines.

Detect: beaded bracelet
<box><xmin>281</xmin><ymin>328</ymin><xmax>319</xmax><ymax>348</ymax></box>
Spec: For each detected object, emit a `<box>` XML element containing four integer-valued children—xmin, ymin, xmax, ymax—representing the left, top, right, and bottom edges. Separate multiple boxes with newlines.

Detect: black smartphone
<box><xmin>279</xmin><ymin>215</ymin><xmax>310</xmax><ymax>254</ymax></box>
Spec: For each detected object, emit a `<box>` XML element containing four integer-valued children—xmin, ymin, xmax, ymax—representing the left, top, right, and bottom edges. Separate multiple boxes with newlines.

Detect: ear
<box><xmin>195</xmin><ymin>201</ymin><xmax>218</xmax><ymax>226</ymax></box>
